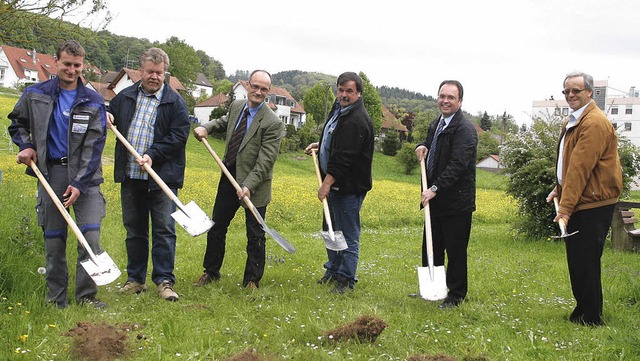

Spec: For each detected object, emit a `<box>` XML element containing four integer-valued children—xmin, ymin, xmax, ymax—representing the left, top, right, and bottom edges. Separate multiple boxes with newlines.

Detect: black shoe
<box><xmin>317</xmin><ymin>275</ymin><xmax>336</xmax><ymax>284</ymax></box>
<box><xmin>438</xmin><ymin>297</ymin><xmax>462</xmax><ymax>309</ymax></box>
<box><xmin>78</xmin><ymin>297</ymin><xmax>107</xmax><ymax>309</ymax></box>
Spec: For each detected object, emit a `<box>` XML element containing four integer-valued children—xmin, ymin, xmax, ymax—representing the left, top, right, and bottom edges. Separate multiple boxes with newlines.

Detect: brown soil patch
<box><xmin>408</xmin><ymin>355</ymin><xmax>458</xmax><ymax>361</ymax></box>
<box><xmin>64</xmin><ymin>321</ymin><xmax>140</xmax><ymax>361</ymax></box>
<box><xmin>323</xmin><ymin>315</ymin><xmax>387</xmax><ymax>343</ymax></box>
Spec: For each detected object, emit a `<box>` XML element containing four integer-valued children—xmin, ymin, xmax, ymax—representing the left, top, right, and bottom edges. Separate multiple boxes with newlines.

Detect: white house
<box><xmin>476</xmin><ymin>154</ymin><xmax>504</xmax><ymax>172</ymax></box>
<box><xmin>532</xmin><ymin>80</ymin><xmax>640</xmax><ymax>147</ymax></box>
<box><xmin>197</xmin><ymin>81</ymin><xmax>306</xmax><ymax>127</ymax></box>
<box><xmin>192</xmin><ymin>73</ymin><xmax>214</xmax><ymax>98</ymax></box>
<box><xmin>0</xmin><ymin>45</ymin><xmax>57</xmax><ymax>88</ymax></box>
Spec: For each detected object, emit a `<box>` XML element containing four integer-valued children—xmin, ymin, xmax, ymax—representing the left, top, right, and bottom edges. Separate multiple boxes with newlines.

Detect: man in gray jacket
<box><xmin>9</xmin><ymin>40</ymin><xmax>107</xmax><ymax>309</ymax></box>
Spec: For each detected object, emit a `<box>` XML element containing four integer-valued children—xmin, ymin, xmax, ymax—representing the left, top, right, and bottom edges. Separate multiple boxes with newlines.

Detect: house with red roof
<box><xmin>0</xmin><ymin>45</ymin><xmax>57</xmax><ymax>88</ymax></box>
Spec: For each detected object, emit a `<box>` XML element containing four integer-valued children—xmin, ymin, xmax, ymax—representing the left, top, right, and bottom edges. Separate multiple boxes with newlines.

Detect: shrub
<box><xmin>381</xmin><ymin>131</ymin><xmax>401</xmax><ymax>156</ymax></box>
<box><xmin>396</xmin><ymin>143</ymin><xmax>419</xmax><ymax>175</ymax></box>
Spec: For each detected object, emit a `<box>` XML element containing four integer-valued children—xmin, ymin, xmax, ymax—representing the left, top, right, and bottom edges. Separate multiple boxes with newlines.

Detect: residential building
<box><xmin>0</xmin><ymin>45</ymin><xmax>57</xmax><ymax>88</ymax></box>
<box><xmin>194</xmin><ymin>93</ymin><xmax>229</xmax><ymax>124</ymax></box>
<box><xmin>192</xmin><ymin>73</ymin><xmax>214</xmax><ymax>98</ymax></box>
<box><xmin>233</xmin><ymin>80</ymin><xmax>306</xmax><ymax>128</ymax></box>
<box><xmin>532</xmin><ymin>80</ymin><xmax>640</xmax><ymax>147</ymax></box>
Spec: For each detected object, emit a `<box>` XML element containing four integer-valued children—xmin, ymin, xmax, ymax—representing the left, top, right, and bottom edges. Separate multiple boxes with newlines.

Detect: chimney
<box><xmin>32</xmin><ymin>49</ymin><xmax>36</xmax><ymax>64</ymax></box>
<box><xmin>630</xmin><ymin>86</ymin><xmax>637</xmax><ymax>97</ymax></box>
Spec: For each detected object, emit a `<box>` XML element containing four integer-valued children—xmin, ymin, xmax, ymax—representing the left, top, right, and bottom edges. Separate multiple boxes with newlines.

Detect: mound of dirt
<box><xmin>64</xmin><ymin>321</ymin><xmax>139</xmax><ymax>361</ymax></box>
<box><xmin>323</xmin><ymin>315</ymin><xmax>387</xmax><ymax>343</ymax></box>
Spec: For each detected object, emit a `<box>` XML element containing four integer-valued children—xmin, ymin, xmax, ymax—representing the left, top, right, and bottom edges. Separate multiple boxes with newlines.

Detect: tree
<box><xmin>161</xmin><ymin>36</ymin><xmax>201</xmax><ymax>85</ymax></box>
<box><xmin>359</xmin><ymin>72</ymin><xmax>383</xmax><ymax>134</ymax></box>
<box><xmin>0</xmin><ymin>0</ymin><xmax>112</xmax><ymax>45</ymax></box>
<box><xmin>196</xmin><ymin>50</ymin><xmax>225</xmax><ymax>81</ymax></box>
<box><xmin>476</xmin><ymin>132</ymin><xmax>500</xmax><ymax>161</ymax></box>
<box><xmin>480</xmin><ymin>111</ymin><xmax>492</xmax><ymax>131</ymax></box>
<box><xmin>303</xmin><ymin>82</ymin><xmax>334</xmax><ymax>127</ymax></box>
<box><xmin>381</xmin><ymin>131</ymin><xmax>401</xmax><ymax>156</ymax></box>
<box><xmin>396</xmin><ymin>142</ymin><xmax>419</xmax><ymax>175</ymax></box>
<box><xmin>501</xmin><ymin>116</ymin><xmax>640</xmax><ymax>238</ymax></box>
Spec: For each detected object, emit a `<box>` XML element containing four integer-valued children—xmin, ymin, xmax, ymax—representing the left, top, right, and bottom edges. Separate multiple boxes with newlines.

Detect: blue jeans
<box><xmin>121</xmin><ymin>178</ymin><xmax>177</xmax><ymax>285</ymax></box>
<box><xmin>322</xmin><ymin>192</ymin><xmax>366</xmax><ymax>288</ymax></box>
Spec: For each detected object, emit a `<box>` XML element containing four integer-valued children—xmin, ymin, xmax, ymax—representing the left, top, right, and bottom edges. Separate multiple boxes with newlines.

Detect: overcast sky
<box><xmin>98</xmin><ymin>0</ymin><xmax>640</xmax><ymax>125</ymax></box>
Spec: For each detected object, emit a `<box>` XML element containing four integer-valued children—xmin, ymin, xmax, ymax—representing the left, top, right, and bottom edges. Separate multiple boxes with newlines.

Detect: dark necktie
<box><xmin>225</xmin><ymin>108</ymin><xmax>249</xmax><ymax>166</ymax></box>
<box><xmin>427</xmin><ymin>119</ymin><xmax>445</xmax><ymax>179</ymax></box>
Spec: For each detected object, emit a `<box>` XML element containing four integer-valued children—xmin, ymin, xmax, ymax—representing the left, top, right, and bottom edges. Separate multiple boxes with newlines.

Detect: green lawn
<box><xmin>1</xmin><ymin>94</ymin><xmax>639</xmax><ymax>360</ymax></box>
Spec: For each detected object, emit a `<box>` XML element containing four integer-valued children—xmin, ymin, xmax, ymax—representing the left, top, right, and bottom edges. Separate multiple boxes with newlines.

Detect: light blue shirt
<box><xmin>127</xmin><ymin>84</ymin><xmax>163</xmax><ymax>179</ymax></box>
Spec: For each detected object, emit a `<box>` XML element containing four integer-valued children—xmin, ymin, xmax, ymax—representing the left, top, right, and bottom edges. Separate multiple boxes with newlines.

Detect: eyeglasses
<box><xmin>249</xmin><ymin>82</ymin><xmax>270</xmax><ymax>94</ymax></box>
<box><xmin>562</xmin><ymin>88</ymin><xmax>586</xmax><ymax>95</ymax></box>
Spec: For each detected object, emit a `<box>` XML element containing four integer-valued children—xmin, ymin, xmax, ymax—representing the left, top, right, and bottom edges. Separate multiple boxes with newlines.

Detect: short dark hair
<box><xmin>56</xmin><ymin>40</ymin><xmax>85</xmax><ymax>59</ymax></box>
<box><xmin>337</xmin><ymin>72</ymin><xmax>363</xmax><ymax>93</ymax></box>
<box><xmin>438</xmin><ymin>80</ymin><xmax>464</xmax><ymax>100</ymax></box>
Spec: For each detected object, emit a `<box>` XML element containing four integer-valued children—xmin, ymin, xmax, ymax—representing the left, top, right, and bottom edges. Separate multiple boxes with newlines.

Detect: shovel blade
<box><xmin>171</xmin><ymin>201</ymin><xmax>214</xmax><ymax>237</ymax></box>
<box><xmin>80</xmin><ymin>251</ymin><xmax>122</xmax><ymax>286</ymax></box>
<box><xmin>264</xmin><ymin>226</ymin><xmax>296</xmax><ymax>254</ymax></box>
<box><xmin>417</xmin><ymin>266</ymin><xmax>448</xmax><ymax>301</ymax></box>
<box><xmin>321</xmin><ymin>231</ymin><xmax>348</xmax><ymax>251</ymax></box>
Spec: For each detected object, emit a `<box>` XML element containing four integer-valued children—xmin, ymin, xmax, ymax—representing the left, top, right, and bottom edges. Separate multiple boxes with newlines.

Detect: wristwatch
<box><xmin>430</xmin><ymin>185</ymin><xmax>438</xmax><ymax>193</ymax></box>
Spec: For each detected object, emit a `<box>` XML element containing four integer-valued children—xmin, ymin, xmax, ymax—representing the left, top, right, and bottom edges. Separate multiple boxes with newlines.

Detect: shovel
<box><xmin>29</xmin><ymin>160</ymin><xmax>121</xmax><ymax>286</ymax></box>
<box><xmin>417</xmin><ymin>158</ymin><xmax>447</xmax><ymax>301</ymax></box>
<box><xmin>551</xmin><ymin>197</ymin><xmax>579</xmax><ymax>238</ymax></box>
<box><xmin>110</xmin><ymin>125</ymin><xmax>213</xmax><ymax>237</ymax></box>
<box><xmin>199</xmin><ymin>138</ymin><xmax>295</xmax><ymax>253</ymax></box>
<box><xmin>310</xmin><ymin>149</ymin><xmax>347</xmax><ymax>251</ymax></box>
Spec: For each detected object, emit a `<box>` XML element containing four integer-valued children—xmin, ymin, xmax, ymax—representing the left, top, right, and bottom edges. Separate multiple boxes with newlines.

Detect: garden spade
<box><xmin>417</xmin><ymin>158</ymin><xmax>447</xmax><ymax>301</ymax></box>
<box><xmin>110</xmin><ymin>125</ymin><xmax>213</xmax><ymax>237</ymax></box>
<box><xmin>29</xmin><ymin>160</ymin><xmax>121</xmax><ymax>286</ymax></box>
<box><xmin>200</xmin><ymin>139</ymin><xmax>295</xmax><ymax>253</ymax></box>
<box><xmin>551</xmin><ymin>197</ymin><xmax>579</xmax><ymax>238</ymax></box>
<box><xmin>310</xmin><ymin>149</ymin><xmax>347</xmax><ymax>251</ymax></box>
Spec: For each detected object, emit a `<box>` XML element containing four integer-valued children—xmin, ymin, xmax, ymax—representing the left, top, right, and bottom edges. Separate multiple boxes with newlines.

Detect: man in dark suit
<box><xmin>415</xmin><ymin>80</ymin><xmax>478</xmax><ymax>309</ymax></box>
<box><xmin>192</xmin><ymin>70</ymin><xmax>284</xmax><ymax>289</ymax></box>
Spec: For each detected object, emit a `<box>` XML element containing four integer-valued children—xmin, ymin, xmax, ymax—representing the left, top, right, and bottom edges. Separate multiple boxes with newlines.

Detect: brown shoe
<box><xmin>120</xmin><ymin>281</ymin><xmax>147</xmax><ymax>294</ymax></box>
<box><xmin>157</xmin><ymin>281</ymin><xmax>179</xmax><ymax>302</ymax></box>
<box><xmin>246</xmin><ymin>281</ymin><xmax>258</xmax><ymax>290</ymax></box>
<box><xmin>193</xmin><ymin>273</ymin><xmax>215</xmax><ymax>287</ymax></box>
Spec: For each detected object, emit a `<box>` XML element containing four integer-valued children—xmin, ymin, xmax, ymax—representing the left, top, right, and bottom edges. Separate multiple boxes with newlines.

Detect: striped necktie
<box><xmin>225</xmin><ymin>108</ymin><xmax>249</xmax><ymax>166</ymax></box>
<box><xmin>427</xmin><ymin>119</ymin><xmax>445</xmax><ymax>179</ymax></box>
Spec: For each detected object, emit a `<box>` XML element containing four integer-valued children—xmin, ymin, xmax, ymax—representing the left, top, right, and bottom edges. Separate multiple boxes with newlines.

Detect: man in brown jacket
<box><xmin>546</xmin><ymin>71</ymin><xmax>622</xmax><ymax>326</ymax></box>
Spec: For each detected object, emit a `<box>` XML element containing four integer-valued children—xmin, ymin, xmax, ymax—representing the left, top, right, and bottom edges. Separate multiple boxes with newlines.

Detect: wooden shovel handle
<box><xmin>553</xmin><ymin>197</ymin><xmax>568</xmax><ymax>228</ymax></box>
<box><xmin>420</xmin><ymin>158</ymin><xmax>435</xmax><ymax>268</ymax></box>
<box><xmin>109</xmin><ymin>125</ymin><xmax>181</xmax><ymax>205</ymax></box>
<box><xmin>200</xmin><ymin>139</ymin><xmax>262</xmax><ymax>222</ymax></box>
<box><xmin>310</xmin><ymin>149</ymin><xmax>336</xmax><ymax>233</ymax></box>
<box><xmin>29</xmin><ymin>160</ymin><xmax>98</xmax><ymax>262</ymax></box>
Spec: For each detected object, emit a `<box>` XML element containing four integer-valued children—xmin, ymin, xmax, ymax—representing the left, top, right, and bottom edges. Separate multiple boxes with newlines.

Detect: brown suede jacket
<box><xmin>556</xmin><ymin>100</ymin><xmax>622</xmax><ymax>215</ymax></box>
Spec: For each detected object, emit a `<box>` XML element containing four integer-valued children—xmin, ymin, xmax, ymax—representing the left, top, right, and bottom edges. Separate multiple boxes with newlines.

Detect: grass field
<box><xmin>1</xmin><ymin>94</ymin><xmax>639</xmax><ymax>360</ymax></box>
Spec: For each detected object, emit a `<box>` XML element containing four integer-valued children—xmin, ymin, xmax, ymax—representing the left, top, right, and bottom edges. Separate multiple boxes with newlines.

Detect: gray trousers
<box><xmin>37</xmin><ymin>164</ymin><xmax>106</xmax><ymax>307</ymax></box>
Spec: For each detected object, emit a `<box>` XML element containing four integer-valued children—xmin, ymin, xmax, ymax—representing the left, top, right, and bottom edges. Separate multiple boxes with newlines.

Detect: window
<box><xmin>611</xmin><ymin>106</ymin><xmax>618</xmax><ymax>115</ymax></box>
<box><xmin>612</xmin><ymin>122</ymin><xmax>618</xmax><ymax>130</ymax></box>
<box><xmin>625</xmin><ymin>122</ymin><xmax>632</xmax><ymax>131</ymax></box>
<box><xmin>625</xmin><ymin>107</ymin><xmax>632</xmax><ymax>115</ymax></box>
<box><xmin>562</xmin><ymin>108</ymin><xmax>569</xmax><ymax>116</ymax></box>
<box><xmin>0</xmin><ymin>68</ymin><xmax>4</xmax><ymax>81</ymax></box>
<box><xmin>554</xmin><ymin>107</ymin><xmax>561</xmax><ymax>116</ymax></box>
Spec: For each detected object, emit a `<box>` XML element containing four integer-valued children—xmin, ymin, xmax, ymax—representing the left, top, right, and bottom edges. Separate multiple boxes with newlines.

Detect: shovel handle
<box><xmin>200</xmin><ymin>139</ymin><xmax>262</xmax><ymax>220</ymax></box>
<box><xmin>310</xmin><ymin>149</ymin><xmax>337</xmax><ymax>234</ymax></box>
<box><xmin>29</xmin><ymin>160</ymin><xmax>99</xmax><ymax>262</ymax></box>
<box><xmin>109</xmin><ymin>125</ymin><xmax>182</xmax><ymax>207</ymax></box>
<box><xmin>420</xmin><ymin>158</ymin><xmax>436</xmax><ymax>273</ymax></box>
<box><xmin>553</xmin><ymin>197</ymin><xmax>569</xmax><ymax>229</ymax></box>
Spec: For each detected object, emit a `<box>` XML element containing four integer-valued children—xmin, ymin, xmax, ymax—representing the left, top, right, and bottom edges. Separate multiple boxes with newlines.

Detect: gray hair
<box><xmin>140</xmin><ymin>47</ymin><xmax>170</xmax><ymax>71</ymax></box>
<box><xmin>564</xmin><ymin>71</ymin><xmax>594</xmax><ymax>92</ymax></box>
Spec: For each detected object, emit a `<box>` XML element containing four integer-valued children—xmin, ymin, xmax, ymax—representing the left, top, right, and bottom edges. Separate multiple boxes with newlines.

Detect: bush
<box><xmin>501</xmin><ymin>117</ymin><xmax>640</xmax><ymax>238</ymax></box>
<box><xmin>381</xmin><ymin>131</ymin><xmax>401</xmax><ymax>156</ymax></box>
<box><xmin>396</xmin><ymin>143</ymin><xmax>419</xmax><ymax>175</ymax></box>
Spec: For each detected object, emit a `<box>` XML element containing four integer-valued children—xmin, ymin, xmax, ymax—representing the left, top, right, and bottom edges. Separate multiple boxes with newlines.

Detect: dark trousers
<box><xmin>203</xmin><ymin>169</ymin><xmax>266</xmax><ymax>287</ymax></box>
<box><xmin>422</xmin><ymin>212</ymin><xmax>472</xmax><ymax>300</ymax></box>
<box><xmin>565</xmin><ymin>204</ymin><xmax>614</xmax><ymax>324</ymax></box>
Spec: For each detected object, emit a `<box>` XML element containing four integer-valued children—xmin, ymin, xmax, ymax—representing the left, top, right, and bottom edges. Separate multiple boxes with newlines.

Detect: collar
<box><xmin>138</xmin><ymin>83</ymin><xmax>165</xmax><ymax>100</ymax></box>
